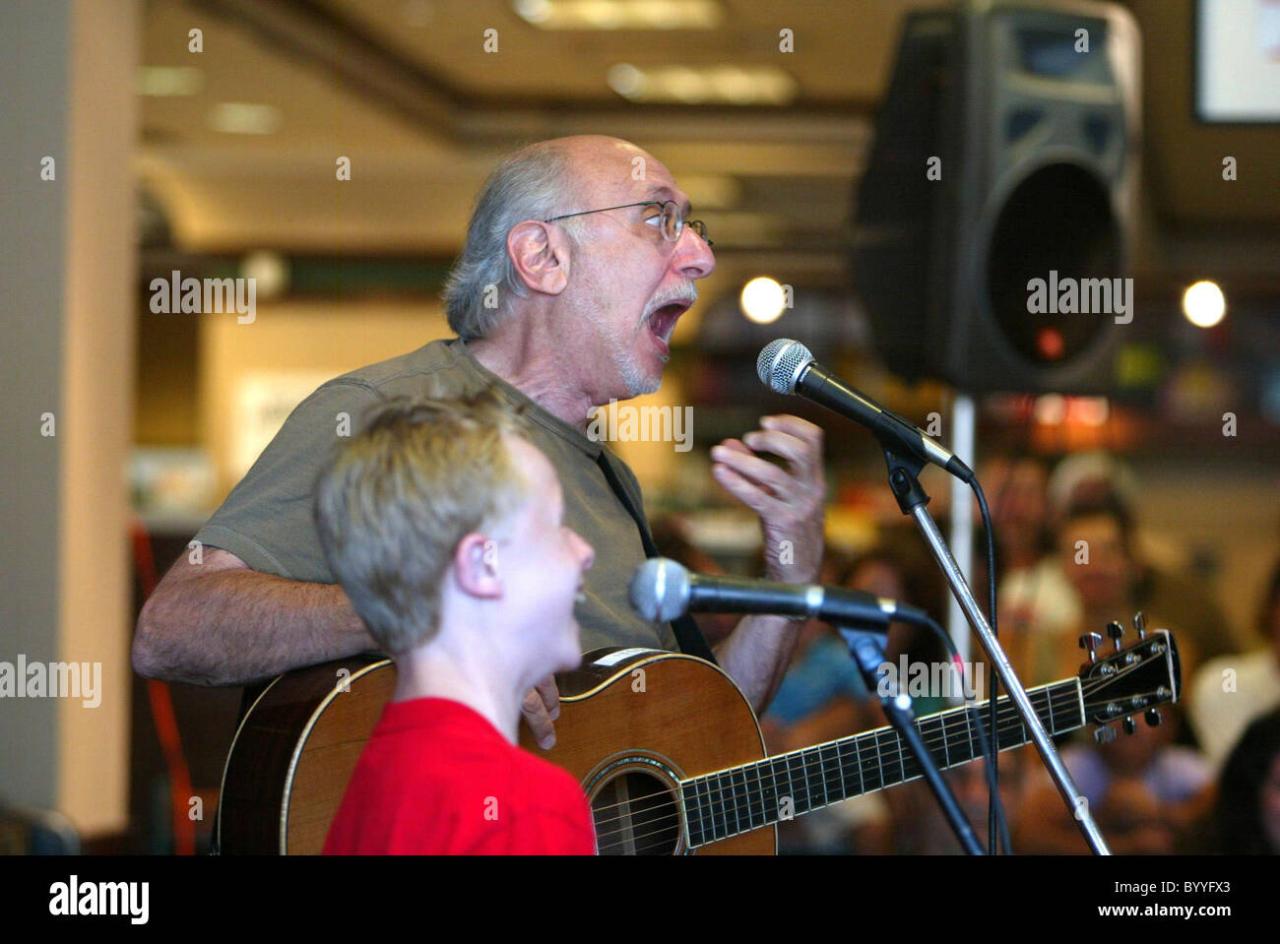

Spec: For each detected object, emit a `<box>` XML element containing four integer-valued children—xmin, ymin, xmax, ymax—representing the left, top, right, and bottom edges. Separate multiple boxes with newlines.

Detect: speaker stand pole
<box><xmin>880</xmin><ymin>444</ymin><xmax>1112</xmax><ymax>855</ymax></box>
<box><xmin>947</xmin><ymin>393</ymin><xmax>976</xmax><ymax>661</ymax></box>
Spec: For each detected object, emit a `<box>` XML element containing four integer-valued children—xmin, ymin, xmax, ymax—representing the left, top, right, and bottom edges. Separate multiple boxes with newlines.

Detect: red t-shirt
<box><xmin>323</xmin><ymin>697</ymin><xmax>595</xmax><ymax>855</ymax></box>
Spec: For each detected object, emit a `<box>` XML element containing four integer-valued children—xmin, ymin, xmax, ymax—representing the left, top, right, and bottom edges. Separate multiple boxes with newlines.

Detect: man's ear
<box><xmin>507</xmin><ymin>220</ymin><xmax>570</xmax><ymax>297</ymax></box>
<box><xmin>452</xmin><ymin>533</ymin><xmax>503</xmax><ymax>599</ymax></box>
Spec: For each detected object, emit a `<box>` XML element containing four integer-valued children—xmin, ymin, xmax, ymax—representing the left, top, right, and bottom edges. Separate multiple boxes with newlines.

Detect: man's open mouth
<box><xmin>645</xmin><ymin>298</ymin><xmax>694</xmax><ymax>352</ymax></box>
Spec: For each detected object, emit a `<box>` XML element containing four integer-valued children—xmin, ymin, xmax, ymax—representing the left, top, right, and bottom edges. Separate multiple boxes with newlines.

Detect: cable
<box><xmin>971</xmin><ymin>479</ymin><xmax>1014</xmax><ymax>854</ymax></box>
<box><xmin>914</xmin><ymin>610</ymin><xmax>1012</xmax><ymax>854</ymax></box>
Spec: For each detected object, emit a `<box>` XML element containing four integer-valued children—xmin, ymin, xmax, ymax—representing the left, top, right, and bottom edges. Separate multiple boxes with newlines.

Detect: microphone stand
<box><xmin>839</xmin><ymin>625</ymin><xmax>984</xmax><ymax>855</ymax></box>
<box><xmin>880</xmin><ymin>445</ymin><xmax>1111</xmax><ymax>855</ymax></box>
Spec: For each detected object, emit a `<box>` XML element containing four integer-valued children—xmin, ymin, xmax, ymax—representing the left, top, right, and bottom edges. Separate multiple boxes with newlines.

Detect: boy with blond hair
<box><xmin>316</xmin><ymin>392</ymin><xmax>596</xmax><ymax>854</ymax></box>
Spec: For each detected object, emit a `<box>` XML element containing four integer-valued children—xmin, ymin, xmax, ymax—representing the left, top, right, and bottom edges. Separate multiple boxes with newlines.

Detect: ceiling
<box><xmin>137</xmin><ymin>0</ymin><xmax>1279</xmax><ymax>288</ymax></box>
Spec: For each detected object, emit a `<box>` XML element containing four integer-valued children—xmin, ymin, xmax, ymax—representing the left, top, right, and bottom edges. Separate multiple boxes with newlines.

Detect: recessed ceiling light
<box><xmin>208</xmin><ymin>102</ymin><xmax>281</xmax><ymax>135</ymax></box>
<box><xmin>608</xmin><ymin>63</ymin><xmax>796</xmax><ymax>105</ymax></box>
<box><xmin>514</xmin><ymin>0</ymin><xmax>722</xmax><ymax>30</ymax></box>
<box><xmin>138</xmin><ymin>66</ymin><xmax>204</xmax><ymax>96</ymax></box>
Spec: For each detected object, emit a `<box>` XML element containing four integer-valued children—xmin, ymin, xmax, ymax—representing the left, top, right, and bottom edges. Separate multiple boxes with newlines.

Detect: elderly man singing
<box><xmin>132</xmin><ymin>135</ymin><xmax>826</xmax><ymax>748</ymax></box>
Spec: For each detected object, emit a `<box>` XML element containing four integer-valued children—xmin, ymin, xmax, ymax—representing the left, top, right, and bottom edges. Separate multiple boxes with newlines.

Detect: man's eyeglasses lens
<box><xmin>656</xmin><ymin>202</ymin><xmax>710</xmax><ymax>245</ymax></box>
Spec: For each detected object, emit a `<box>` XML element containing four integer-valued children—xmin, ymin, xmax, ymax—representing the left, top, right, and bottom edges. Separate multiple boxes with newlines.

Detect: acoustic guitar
<box><xmin>217</xmin><ymin>624</ymin><xmax>1179</xmax><ymax>854</ymax></box>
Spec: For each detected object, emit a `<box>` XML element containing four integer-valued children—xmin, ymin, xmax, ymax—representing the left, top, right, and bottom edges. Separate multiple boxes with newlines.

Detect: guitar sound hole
<box><xmin>591</xmin><ymin>770</ymin><xmax>681</xmax><ymax>855</ymax></box>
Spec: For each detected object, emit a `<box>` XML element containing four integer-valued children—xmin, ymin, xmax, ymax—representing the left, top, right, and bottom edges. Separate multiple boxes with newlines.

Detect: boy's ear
<box><xmin>452</xmin><ymin>533</ymin><xmax>503</xmax><ymax>599</ymax></box>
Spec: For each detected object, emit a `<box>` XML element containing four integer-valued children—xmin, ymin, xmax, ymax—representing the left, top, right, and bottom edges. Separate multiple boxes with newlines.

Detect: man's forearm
<box><xmin>714</xmin><ymin>614</ymin><xmax>802</xmax><ymax>713</ymax></box>
<box><xmin>135</xmin><ymin>569</ymin><xmax>375</xmax><ymax>686</ymax></box>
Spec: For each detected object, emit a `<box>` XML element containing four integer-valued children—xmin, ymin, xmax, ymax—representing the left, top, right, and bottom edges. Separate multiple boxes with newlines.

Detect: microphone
<box><xmin>756</xmin><ymin>339</ymin><xmax>974</xmax><ymax>483</ymax></box>
<box><xmin>629</xmin><ymin>558</ymin><xmax>929</xmax><ymax>628</ymax></box>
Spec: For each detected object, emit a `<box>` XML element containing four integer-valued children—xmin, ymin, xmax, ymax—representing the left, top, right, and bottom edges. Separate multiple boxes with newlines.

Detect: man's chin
<box><xmin>628</xmin><ymin>377</ymin><xmax>663</xmax><ymax>398</ymax></box>
<box><xmin>623</xmin><ymin>361</ymin><xmax>664</xmax><ymax>398</ymax></box>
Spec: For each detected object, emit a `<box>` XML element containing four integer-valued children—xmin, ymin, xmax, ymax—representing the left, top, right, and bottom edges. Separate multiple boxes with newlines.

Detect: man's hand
<box><xmin>522</xmin><ymin>674</ymin><xmax>561</xmax><ymax>750</ymax></box>
<box><xmin>711</xmin><ymin>415</ymin><xmax>825</xmax><ymax>584</ymax></box>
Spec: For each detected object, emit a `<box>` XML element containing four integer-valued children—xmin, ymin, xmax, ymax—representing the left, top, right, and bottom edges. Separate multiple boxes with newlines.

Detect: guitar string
<box><xmin>591</xmin><ymin>686</ymin><xmax>1091</xmax><ymax>848</ymax></box>
<box><xmin>590</xmin><ymin>681</ymin><xmax>1089</xmax><ymax>828</ymax></box>
<box><xmin>602</xmin><ymin>667</ymin><xmax>1168</xmax><ymax>847</ymax></box>
<box><xmin>595</xmin><ymin>686</ymin><xmax>1167</xmax><ymax>853</ymax></box>
<box><xmin>593</xmin><ymin>692</ymin><xmax>1079</xmax><ymax>852</ymax></box>
<box><xmin>591</xmin><ymin>674</ymin><xmax>1136</xmax><ymax>837</ymax></box>
<box><xmin>592</xmin><ymin>679</ymin><xmax>1166</xmax><ymax>850</ymax></box>
<box><xmin>590</xmin><ymin>650</ymin><xmax>1163</xmax><ymax>831</ymax></box>
<box><xmin>590</xmin><ymin>685</ymin><xmax>1073</xmax><ymax>838</ymax></box>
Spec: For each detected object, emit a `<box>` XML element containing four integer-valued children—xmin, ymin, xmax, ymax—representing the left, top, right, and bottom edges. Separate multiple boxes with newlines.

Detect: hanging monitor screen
<box><xmin>1196</xmin><ymin>0</ymin><xmax>1280</xmax><ymax>122</ymax></box>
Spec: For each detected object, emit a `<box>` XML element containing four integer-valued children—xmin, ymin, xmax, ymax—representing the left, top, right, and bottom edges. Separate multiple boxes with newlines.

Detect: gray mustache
<box><xmin>644</xmin><ymin>287</ymin><xmax>698</xmax><ymax>319</ymax></box>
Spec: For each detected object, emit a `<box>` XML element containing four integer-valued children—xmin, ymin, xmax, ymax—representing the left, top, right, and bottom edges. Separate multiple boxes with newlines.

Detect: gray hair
<box><xmin>443</xmin><ymin>143</ymin><xmax>580</xmax><ymax>340</ymax></box>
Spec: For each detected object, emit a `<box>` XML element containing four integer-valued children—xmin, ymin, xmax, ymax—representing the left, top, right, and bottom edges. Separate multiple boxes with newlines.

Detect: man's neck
<box><xmin>467</xmin><ymin>333</ymin><xmax>599</xmax><ymax>433</ymax></box>
<box><xmin>391</xmin><ymin>640</ymin><xmax>525</xmax><ymax>744</ymax></box>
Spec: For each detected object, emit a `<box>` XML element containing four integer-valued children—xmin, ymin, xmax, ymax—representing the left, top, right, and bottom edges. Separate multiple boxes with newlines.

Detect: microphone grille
<box><xmin>629</xmin><ymin>558</ymin><xmax>691</xmax><ymax>623</ymax></box>
<box><xmin>756</xmin><ymin>339</ymin><xmax>813</xmax><ymax>395</ymax></box>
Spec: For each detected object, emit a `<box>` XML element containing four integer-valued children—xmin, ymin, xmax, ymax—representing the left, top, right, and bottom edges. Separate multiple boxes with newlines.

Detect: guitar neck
<box><xmin>680</xmin><ymin>677</ymin><xmax>1084</xmax><ymax>849</ymax></box>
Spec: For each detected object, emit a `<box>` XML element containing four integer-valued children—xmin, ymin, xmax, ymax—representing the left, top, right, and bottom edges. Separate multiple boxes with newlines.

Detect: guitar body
<box><xmin>218</xmin><ymin>649</ymin><xmax>775</xmax><ymax>855</ymax></box>
<box><xmin>529</xmin><ymin>649</ymin><xmax>775</xmax><ymax>855</ymax></box>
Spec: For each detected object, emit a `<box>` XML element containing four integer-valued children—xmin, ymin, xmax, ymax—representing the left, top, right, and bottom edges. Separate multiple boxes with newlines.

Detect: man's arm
<box><xmin>709</xmin><ymin>415</ymin><xmax>826</xmax><ymax>712</ymax></box>
<box><xmin>714</xmin><ymin>613</ymin><xmax>804</xmax><ymax>714</ymax></box>
<box><xmin>132</xmin><ymin>378</ymin><xmax>387</xmax><ymax>686</ymax></box>
<box><xmin>132</xmin><ymin>547</ymin><xmax>376</xmax><ymax>686</ymax></box>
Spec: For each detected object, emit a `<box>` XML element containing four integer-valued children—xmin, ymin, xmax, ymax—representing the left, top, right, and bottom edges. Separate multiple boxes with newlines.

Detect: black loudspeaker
<box><xmin>852</xmin><ymin>0</ymin><xmax>1141</xmax><ymax>394</ymax></box>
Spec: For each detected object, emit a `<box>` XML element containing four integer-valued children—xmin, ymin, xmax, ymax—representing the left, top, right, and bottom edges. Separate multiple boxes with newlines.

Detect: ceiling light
<box><xmin>138</xmin><ymin>66</ymin><xmax>204</xmax><ymax>96</ymax></box>
<box><xmin>1182</xmin><ymin>280</ymin><xmax>1226</xmax><ymax>328</ymax></box>
<box><xmin>514</xmin><ymin>0</ymin><xmax>722</xmax><ymax>30</ymax></box>
<box><xmin>208</xmin><ymin>103</ymin><xmax>281</xmax><ymax>135</ymax></box>
<box><xmin>740</xmin><ymin>277</ymin><xmax>787</xmax><ymax>324</ymax></box>
<box><xmin>608</xmin><ymin>64</ymin><xmax>796</xmax><ymax>105</ymax></box>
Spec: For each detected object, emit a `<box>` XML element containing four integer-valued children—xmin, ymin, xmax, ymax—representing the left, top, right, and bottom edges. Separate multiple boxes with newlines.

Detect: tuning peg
<box><xmin>1079</xmin><ymin>632</ymin><xmax>1103</xmax><ymax>663</ymax></box>
<box><xmin>1106</xmin><ymin>620</ymin><xmax>1125</xmax><ymax>651</ymax></box>
<box><xmin>1094</xmin><ymin>726</ymin><xmax>1117</xmax><ymax>745</ymax></box>
<box><xmin>1145</xmin><ymin>707</ymin><xmax>1162</xmax><ymax>727</ymax></box>
<box><xmin>1123</xmin><ymin>715</ymin><xmax>1137</xmax><ymax>735</ymax></box>
<box><xmin>1133</xmin><ymin>611</ymin><xmax>1147</xmax><ymax>640</ymax></box>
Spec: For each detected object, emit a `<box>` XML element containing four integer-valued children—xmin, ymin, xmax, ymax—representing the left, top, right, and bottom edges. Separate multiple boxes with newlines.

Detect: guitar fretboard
<box><xmin>679</xmin><ymin>678</ymin><xmax>1083</xmax><ymax>848</ymax></box>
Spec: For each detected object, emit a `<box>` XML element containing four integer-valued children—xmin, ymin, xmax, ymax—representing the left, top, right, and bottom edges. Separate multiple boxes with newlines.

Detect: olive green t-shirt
<box><xmin>192</xmin><ymin>337</ymin><xmax>678</xmax><ymax>655</ymax></box>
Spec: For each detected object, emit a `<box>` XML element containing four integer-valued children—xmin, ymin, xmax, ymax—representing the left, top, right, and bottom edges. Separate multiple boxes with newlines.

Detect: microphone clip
<box><xmin>882</xmin><ymin>445</ymin><xmax>932</xmax><ymax>517</ymax></box>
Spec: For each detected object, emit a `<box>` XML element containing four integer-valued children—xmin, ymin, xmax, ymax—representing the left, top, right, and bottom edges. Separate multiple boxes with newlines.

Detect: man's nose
<box><xmin>672</xmin><ymin>227</ymin><xmax>715</xmax><ymax>280</ymax></box>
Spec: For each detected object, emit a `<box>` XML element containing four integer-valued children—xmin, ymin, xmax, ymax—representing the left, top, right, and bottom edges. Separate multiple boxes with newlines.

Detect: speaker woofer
<box><xmin>984</xmin><ymin>161</ymin><xmax>1121</xmax><ymax>368</ymax></box>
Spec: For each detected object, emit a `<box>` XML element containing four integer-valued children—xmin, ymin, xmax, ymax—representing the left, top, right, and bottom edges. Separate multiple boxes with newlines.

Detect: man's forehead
<box><xmin>568</xmin><ymin>141</ymin><xmax>687</xmax><ymax>208</ymax></box>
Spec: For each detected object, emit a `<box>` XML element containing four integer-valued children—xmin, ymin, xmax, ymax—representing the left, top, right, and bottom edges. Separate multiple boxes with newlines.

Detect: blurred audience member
<box><xmin>1052</xmin><ymin>495</ymin><xmax>1198</xmax><ymax>685</ymax></box>
<box><xmin>1015</xmin><ymin>707</ymin><xmax>1212</xmax><ymax>854</ymax></box>
<box><xmin>844</xmin><ymin>540</ymin><xmax>950</xmax><ymax>713</ymax></box>
<box><xmin>890</xmin><ymin>748</ymin><xmax>1031</xmax><ymax>855</ymax></box>
<box><xmin>1213</xmin><ymin>707</ymin><xmax>1280</xmax><ymax>854</ymax></box>
<box><xmin>989</xmin><ymin>453</ymin><xmax>1082</xmax><ymax>684</ymax></box>
<box><xmin>985</xmin><ymin>453</ymin><xmax>1055</xmax><ymax>575</ymax></box>
<box><xmin>1190</xmin><ymin>560</ymin><xmax>1280</xmax><ymax>770</ymax></box>
<box><xmin>1050</xmin><ymin>452</ymin><xmax>1235</xmax><ymax>664</ymax></box>
<box><xmin>761</xmin><ymin>546</ymin><xmax>946</xmax><ymax>854</ymax></box>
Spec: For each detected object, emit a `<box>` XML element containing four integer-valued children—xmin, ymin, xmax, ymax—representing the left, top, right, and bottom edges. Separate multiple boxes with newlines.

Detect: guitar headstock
<box><xmin>1077</xmin><ymin>612</ymin><xmax>1180</xmax><ymax>740</ymax></box>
